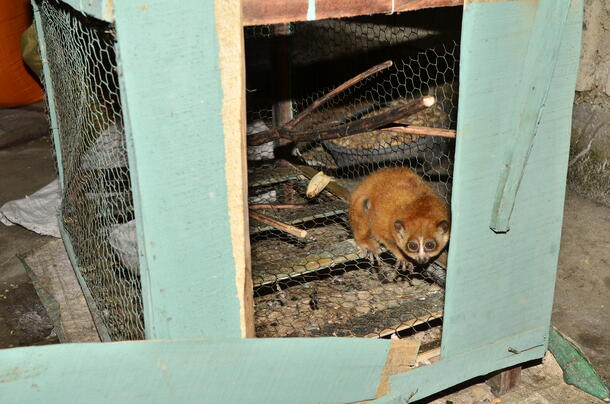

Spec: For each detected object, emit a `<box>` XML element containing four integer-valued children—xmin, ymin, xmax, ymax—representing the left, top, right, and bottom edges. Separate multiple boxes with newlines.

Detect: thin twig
<box><xmin>249</xmin><ymin>211</ymin><xmax>308</xmax><ymax>239</ymax></box>
<box><xmin>249</xmin><ymin>204</ymin><xmax>306</xmax><ymax>210</ymax></box>
<box><xmin>284</xmin><ymin>60</ymin><xmax>393</xmax><ymax>130</ymax></box>
<box><xmin>381</xmin><ymin>125</ymin><xmax>456</xmax><ymax>139</ymax></box>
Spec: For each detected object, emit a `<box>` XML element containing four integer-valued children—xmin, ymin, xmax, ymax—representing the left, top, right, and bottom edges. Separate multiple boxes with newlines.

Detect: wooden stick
<box><xmin>283</xmin><ymin>60</ymin><xmax>393</xmax><ymax>130</ymax></box>
<box><xmin>249</xmin><ymin>211</ymin><xmax>308</xmax><ymax>239</ymax></box>
<box><xmin>248</xmin><ymin>204</ymin><xmax>306</xmax><ymax>210</ymax></box>
<box><xmin>248</xmin><ymin>96</ymin><xmax>435</xmax><ymax>146</ymax></box>
<box><xmin>381</xmin><ymin>125</ymin><xmax>456</xmax><ymax>139</ymax></box>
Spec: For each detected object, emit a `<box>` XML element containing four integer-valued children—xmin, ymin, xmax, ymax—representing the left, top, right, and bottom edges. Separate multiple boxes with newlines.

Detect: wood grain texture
<box><xmin>214</xmin><ymin>0</ymin><xmax>255</xmax><ymax>338</ymax></box>
<box><xmin>242</xmin><ymin>0</ymin><xmax>463</xmax><ymax>25</ymax></box>
<box><xmin>376</xmin><ymin>340</ymin><xmax>420</xmax><ymax>398</ymax></box>
<box><xmin>0</xmin><ymin>338</ymin><xmax>390</xmax><ymax>404</ymax></box>
<box><xmin>441</xmin><ymin>0</ymin><xmax>582</xmax><ymax>358</ymax></box>
<box><xmin>486</xmin><ymin>365</ymin><xmax>522</xmax><ymax>396</ymax></box>
<box><xmin>113</xmin><ymin>1</ymin><xmax>243</xmax><ymax>338</ymax></box>
<box><xmin>490</xmin><ymin>2</ymin><xmax>571</xmax><ymax>232</ymax></box>
<box><xmin>379</xmin><ymin>327</ymin><xmax>546</xmax><ymax>402</ymax></box>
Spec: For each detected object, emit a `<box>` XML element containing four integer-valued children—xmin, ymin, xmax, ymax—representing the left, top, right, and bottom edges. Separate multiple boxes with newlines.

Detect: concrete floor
<box><xmin>0</xmin><ymin>137</ymin><xmax>58</xmax><ymax>348</ymax></box>
<box><xmin>0</xmin><ymin>137</ymin><xmax>607</xmax><ymax>402</ymax></box>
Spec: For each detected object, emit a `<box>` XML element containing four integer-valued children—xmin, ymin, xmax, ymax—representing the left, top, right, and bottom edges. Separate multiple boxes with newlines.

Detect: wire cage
<box><xmin>37</xmin><ymin>0</ymin><xmax>461</xmax><ymax>345</ymax></box>
<box><xmin>244</xmin><ymin>8</ymin><xmax>461</xmax><ymax>347</ymax></box>
<box><xmin>36</xmin><ymin>0</ymin><xmax>143</xmax><ymax>341</ymax></box>
<box><xmin>14</xmin><ymin>0</ymin><xmax>583</xmax><ymax>401</ymax></box>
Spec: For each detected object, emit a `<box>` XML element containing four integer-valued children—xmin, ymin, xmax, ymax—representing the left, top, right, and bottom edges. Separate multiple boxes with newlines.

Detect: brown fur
<box><xmin>349</xmin><ymin>167</ymin><xmax>450</xmax><ymax>266</ymax></box>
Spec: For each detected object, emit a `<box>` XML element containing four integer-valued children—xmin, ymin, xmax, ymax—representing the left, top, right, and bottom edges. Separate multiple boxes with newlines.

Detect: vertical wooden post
<box><xmin>272</xmin><ymin>22</ymin><xmax>293</xmax><ymax>137</ymax></box>
<box><xmin>486</xmin><ymin>366</ymin><xmax>522</xmax><ymax>396</ymax></box>
<box><xmin>114</xmin><ymin>0</ymin><xmax>253</xmax><ymax>339</ymax></box>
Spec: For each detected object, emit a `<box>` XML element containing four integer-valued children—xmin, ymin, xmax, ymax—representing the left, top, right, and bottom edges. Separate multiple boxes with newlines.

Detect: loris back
<box><xmin>349</xmin><ymin>167</ymin><xmax>450</xmax><ymax>266</ymax></box>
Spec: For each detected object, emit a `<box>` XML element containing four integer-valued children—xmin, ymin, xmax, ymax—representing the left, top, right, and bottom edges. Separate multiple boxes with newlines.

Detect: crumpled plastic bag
<box><xmin>0</xmin><ymin>179</ymin><xmax>61</xmax><ymax>237</ymax></box>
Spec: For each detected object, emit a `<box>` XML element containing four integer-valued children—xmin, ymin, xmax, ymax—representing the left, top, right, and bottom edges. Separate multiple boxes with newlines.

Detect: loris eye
<box><xmin>424</xmin><ymin>240</ymin><xmax>436</xmax><ymax>251</ymax></box>
<box><xmin>407</xmin><ymin>241</ymin><xmax>418</xmax><ymax>252</ymax></box>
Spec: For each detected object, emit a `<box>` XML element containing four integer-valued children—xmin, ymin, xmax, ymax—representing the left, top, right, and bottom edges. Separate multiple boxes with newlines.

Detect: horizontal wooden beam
<box><xmin>243</xmin><ymin>0</ymin><xmax>463</xmax><ymax>26</ymax></box>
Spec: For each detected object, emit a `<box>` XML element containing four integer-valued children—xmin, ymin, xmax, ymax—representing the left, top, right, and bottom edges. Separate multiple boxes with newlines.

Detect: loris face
<box><xmin>394</xmin><ymin>219</ymin><xmax>450</xmax><ymax>264</ymax></box>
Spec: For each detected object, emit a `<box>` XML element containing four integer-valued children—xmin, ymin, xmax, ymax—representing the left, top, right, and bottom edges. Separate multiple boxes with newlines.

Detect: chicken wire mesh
<box><xmin>246</xmin><ymin>12</ymin><xmax>459</xmax><ymax>345</ymax></box>
<box><xmin>36</xmin><ymin>0</ymin><xmax>143</xmax><ymax>341</ymax></box>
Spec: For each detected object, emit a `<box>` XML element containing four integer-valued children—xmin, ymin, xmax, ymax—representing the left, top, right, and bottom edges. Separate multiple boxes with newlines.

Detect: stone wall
<box><xmin>569</xmin><ymin>0</ymin><xmax>610</xmax><ymax>205</ymax></box>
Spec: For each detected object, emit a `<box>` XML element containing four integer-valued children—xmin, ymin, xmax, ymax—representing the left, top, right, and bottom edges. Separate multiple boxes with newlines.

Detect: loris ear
<box><xmin>394</xmin><ymin>220</ymin><xmax>406</xmax><ymax>241</ymax></box>
<box><xmin>437</xmin><ymin>220</ymin><xmax>450</xmax><ymax>234</ymax></box>
<box><xmin>362</xmin><ymin>198</ymin><xmax>371</xmax><ymax>212</ymax></box>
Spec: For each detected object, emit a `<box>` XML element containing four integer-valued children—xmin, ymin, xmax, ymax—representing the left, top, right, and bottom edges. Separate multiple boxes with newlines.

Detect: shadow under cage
<box><xmin>245</xmin><ymin>8</ymin><xmax>461</xmax><ymax>346</ymax></box>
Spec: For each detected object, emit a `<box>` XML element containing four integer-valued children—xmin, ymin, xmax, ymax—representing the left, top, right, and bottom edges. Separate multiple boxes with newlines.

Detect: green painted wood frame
<box><xmin>3</xmin><ymin>0</ymin><xmax>582</xmax><ymax>402</ymax></box>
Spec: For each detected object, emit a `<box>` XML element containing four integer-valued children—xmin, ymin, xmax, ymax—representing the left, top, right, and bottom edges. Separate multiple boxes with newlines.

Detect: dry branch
<box><xmin>248</xmin><ymin>96</ymin><xmax>436</xmax><ymax>146</ymax></box>
<box><xmin>284</xmin><ymin>60</ymin><xmax>393</xmax><ymax>130</ymax></box>
<box><xmin>249</xmin><ymin>204</ymin><xmax>306</xmax><ymax>210</ymax></box>
<box><xmin>381</xmin><ymin>125</ymin><xmax>456</xmax><ymax>139</ymax></box>
<box><xmin>249</xmin><ymin>211</ymin><xmax>308</xmax><ymax>239</ymax></box>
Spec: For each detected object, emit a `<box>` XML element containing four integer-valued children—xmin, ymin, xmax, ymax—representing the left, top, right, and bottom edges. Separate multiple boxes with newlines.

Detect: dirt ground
<box><xmin>0</xmin><ymin>137</ymin><xmax>608</xmax><ymax>403</ymax></box>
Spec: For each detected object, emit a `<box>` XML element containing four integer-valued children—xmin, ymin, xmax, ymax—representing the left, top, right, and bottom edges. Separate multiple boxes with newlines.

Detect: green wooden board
<box><xmin>379</xmin><ymin>327</ymin><xmax>547</xmax><ymax>402</ymax></box>
<box><xmin>0</xmin><ymin>338</ymin><xmax>390</xmax><ymax>404</ymax></box>
<box><xmin>441</xmin><ymin>0</ymin><xmax>582</xmax><ymax>359</ymax></box>
<box><xmin>113</xmin><ymin>0</ymin><xmax>242</xmax><ymax>339</ymax></box>
<box><xmin>490</xmin><ymin>2</ymin><xmax>571</xmax><ymax>232</ymax></box>
<box><xmin>60</xmin><ymin>0</ymin><xmax>114</xmax><ymax>22</ymax></box>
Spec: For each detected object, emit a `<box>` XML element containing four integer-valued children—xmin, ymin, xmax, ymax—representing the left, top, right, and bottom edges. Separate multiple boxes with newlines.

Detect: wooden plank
<box><xmin>215</xmin><ymin>0</ymin><xmax>255</xmax><ymax>338</ymax></box>
<box><xmin>376</xmin><ymin>340</ymin><xmax>421</xmax><ymax>398</ymax></box>
<box><xmin>486</xmin><ymin>365</ymin><xmax>522</xmax><ymax>396</ymax></box>
<box><xmin>0</xmin><ymin>338</ymin><xmax>391</xmax><ymax>404</ymax></box>
<box><xmin>242</xmin><ymin>0</ymin><xmax>463</xmax><ymax>26</ymax></box>
<box><xmin>379</xmin><ymin>327</ymin><xmax>547</xmax><ymax>402</ymax></box>
<box><xmin>489</xmin><ymin>3</ymin><xmax>571</xmax><ymax>232</ymax></box>
<box><xmin>19</xmin><ymin>239</ymin><xmax>100</xmax><ymax>343</ymax></box>
<box><xmin>58</xmin><ymin>0</ymin><xmax>114</xmax><ymax>22</ymax></box>
<box><xmin>441</xmin><ymin>0</ymin><xmax>583</xmax><ymax>359</ymax></box>
<box><xmin>113</xmin><ymin>1</ymin><xmax>245</xmax><ymax>338</ymax></box>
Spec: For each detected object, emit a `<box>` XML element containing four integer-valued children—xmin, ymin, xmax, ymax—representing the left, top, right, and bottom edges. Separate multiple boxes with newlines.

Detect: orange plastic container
<box><xmin>0</xmin><ymin>0</ymin><xmax>44</xmax><ymax>107</ymax></box>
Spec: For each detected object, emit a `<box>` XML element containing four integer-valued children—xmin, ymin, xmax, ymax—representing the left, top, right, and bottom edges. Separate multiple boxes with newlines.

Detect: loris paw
<box><xmin>393</xmin><ymin>259</ymin><xmax>413</xmax><ymax>272</ymax></box>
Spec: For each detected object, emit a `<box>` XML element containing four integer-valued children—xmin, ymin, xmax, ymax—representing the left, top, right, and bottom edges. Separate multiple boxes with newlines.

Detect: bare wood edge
<box><xmin>284</xmin><ymin>60</ymin><xmax>393</xmax><ymax>130</ymax></box>
<box><xmin>242</xmin><ymin>0</ymin><xmax>464</xmax><ymax>26</ymax></box>
<box><xmin>381</xmin><ymin>125</ymin><xmax>456</xmax><ymax>139</ymax></box>
<box><xmin>376</xmin><ymin>339</ymin><xmax>421</xmax><ymax>398</ymax></box>
<box><xmin>486</xmin><ymin>365</ymin><xmax>522</xmax><ymax>396</ymax></box>
<box><xmin>215</xmin><ymin>0</ymin><xmax>255</xmax><ymax>338</ymax></box>
<box><xmin>415</xmin><ymin>347</ymin><xmax>441</xmax><ymax>365</ymax></box>
<box><xmin>249</xmin><ymin>204</ymin><xmax>306</xmax><ymax>210</ymax></box>
<box><xmin>249</xmin><ymin>211</ymin><xmax>308</xmax><ymax>239</ymax></box>
<box><xmin>293</xmin><ymin>164</ymin><xmax>352</xmax><ymax>201</ymax></box>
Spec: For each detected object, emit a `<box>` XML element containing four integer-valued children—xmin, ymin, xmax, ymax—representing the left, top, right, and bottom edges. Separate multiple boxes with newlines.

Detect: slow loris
<box><xmin>349</xmin><ymin>167</ymin><xmax>450</xmax><ymax>269</ymax></box>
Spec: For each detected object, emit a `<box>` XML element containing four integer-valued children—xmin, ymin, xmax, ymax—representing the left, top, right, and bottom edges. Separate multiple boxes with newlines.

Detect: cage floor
<box><xmin>250</xmin><ymin>163</ymin><xmax>445</xmax><ymax>339</ymax></box>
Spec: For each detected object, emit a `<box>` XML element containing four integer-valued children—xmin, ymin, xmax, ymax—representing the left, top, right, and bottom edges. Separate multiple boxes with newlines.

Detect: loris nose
<box><xmin>416</xmin><ymin>257</ymin><xmax>428</xmax><ymax>264</ymax></box>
